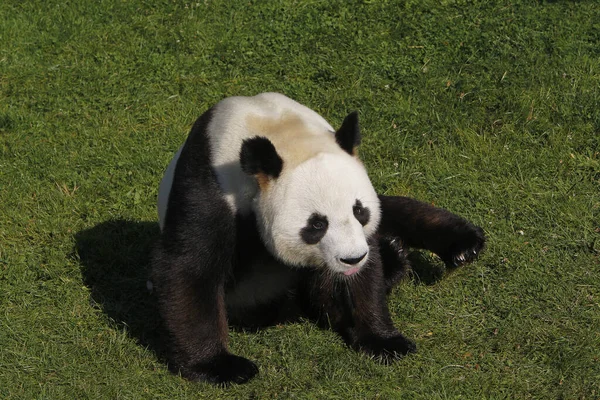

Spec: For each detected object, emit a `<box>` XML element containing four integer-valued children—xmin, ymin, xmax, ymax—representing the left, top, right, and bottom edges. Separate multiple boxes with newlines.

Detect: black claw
<box><xmin>443</xmin><ymin>223</ymin><xmax>486</xmax><ymax>268</ymax></box>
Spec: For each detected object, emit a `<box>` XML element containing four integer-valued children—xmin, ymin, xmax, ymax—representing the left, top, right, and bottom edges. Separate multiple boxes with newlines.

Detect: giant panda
<box><xmin>152</xmin><ymin>93</ymin><xmax>485</xmax><ymax>385</ymax></box>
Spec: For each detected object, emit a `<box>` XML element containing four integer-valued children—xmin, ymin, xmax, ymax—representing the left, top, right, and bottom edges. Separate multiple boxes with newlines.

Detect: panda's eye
<box><xmin>353</xmin><ymin>199</ymin><xmax>370</xmax><ymax>226</ymax></box>
<box><xmin>301</xmin><ymin>213</ymin><xmax>329</xmax><ymax>244</ymax></box>
<box><xmin>312</xmin><ymin>221</ymin><xmax>326</xmax><ymax>230</ymax></box>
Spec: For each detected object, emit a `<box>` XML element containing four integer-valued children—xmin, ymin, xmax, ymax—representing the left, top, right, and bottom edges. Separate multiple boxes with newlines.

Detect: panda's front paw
<box><xmin>357</xmin><ymin>334</ymin><xmax>417</xmax><ymax>363</ymax></box>
<box><xmin>181</xmin><ymin>353</ymin><xmax>259</xmax><ymax>385</ymax></box>
<box><xmin>442</xmin><ymin>223</ymin><xmax>486</xmax><ymax>268</ymax></box>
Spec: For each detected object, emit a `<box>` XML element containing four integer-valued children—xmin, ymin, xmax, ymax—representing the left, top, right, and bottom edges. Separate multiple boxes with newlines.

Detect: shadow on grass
<box><xmin>406</xmin><ymin>251</ymin><xmax>447</xmax><ymax>286</ymax></box>
<box><xmin>75</xmin><ymin>220</ymin><xmax>166</xmax><ymax>360</ymax></box>
<box><xmin>74</xmin><ymin>219</ymin><xmax>449</xmax><ymax>363</ymax></box>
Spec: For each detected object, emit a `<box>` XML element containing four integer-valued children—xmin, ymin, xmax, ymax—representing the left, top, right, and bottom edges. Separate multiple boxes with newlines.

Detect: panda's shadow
<box><xmin>75</xmin><ymin>220</ymin><xmax>167</xmax><ymax>360</ymax></box>
<box><xmin>406</xmin><ymin>251</ymin><xmax>448</xmax><ymax>286</ymax></box>
<box><xmin>74</xmin><ymin>220</ymin><xmax>449</xmax><ymax>360</ymax></box>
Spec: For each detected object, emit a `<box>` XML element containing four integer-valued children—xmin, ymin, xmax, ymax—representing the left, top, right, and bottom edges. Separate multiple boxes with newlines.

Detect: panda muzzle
<box><xmin>340</xmin><ymin>252</ymin><xmax>367</xmax><ymax>266</ymax></box>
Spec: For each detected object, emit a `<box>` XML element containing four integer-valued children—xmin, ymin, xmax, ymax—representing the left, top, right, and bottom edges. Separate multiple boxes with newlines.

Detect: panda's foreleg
<box><xmin>151</xmin><ymin>193</ymin><xmax>258</xmax><ymax>385</ymax></box>
<box><xmin>378</xmin><ymin>195</ymin><xmax>486</xmax><ymax>268</ymax></box>
<box><xmin>303</xmin><ymin>247</ymin><xmax>416</xmax><ymax>362</ymax></box>
<box><xmin>378</xmin><ymin>235</ymin><xmax>411</xmax><ymax>293</ymax></box>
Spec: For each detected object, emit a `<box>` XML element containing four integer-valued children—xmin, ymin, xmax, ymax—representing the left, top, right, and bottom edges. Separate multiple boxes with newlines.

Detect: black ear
<box><xmin>240</xmin><ymin>136</ymin><xmax>283</xmax><ymax>178</ymax></box>
<box><xmin>335</xmin><ymin>111</ymin><xmax>361</xmax><ymax>155</ymax></box>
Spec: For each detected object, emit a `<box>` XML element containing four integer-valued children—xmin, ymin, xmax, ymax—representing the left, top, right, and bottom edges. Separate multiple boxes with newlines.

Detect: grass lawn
<box><xmin>1</xmin><ymin>0</ymin><xmax>599</xmax><ymax>398</ymax></box>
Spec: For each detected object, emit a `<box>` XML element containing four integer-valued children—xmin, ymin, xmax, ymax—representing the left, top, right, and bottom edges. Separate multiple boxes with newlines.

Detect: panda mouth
<box><xmin>343</xmin><ymin>267</ymin><xmax>361</xmax><ymax>276</ymax></box>
<box><xmin>338</xmin><ymin>251</ymin><xmax>368</xmax><ymax>276</ymax></box>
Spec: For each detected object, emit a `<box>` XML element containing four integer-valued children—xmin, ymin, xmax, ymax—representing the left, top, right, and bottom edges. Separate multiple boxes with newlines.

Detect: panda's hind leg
<box><xmin>378</xmin><ymin>195</ymin><xmax>485</xmax><ymax>268</ymax></box>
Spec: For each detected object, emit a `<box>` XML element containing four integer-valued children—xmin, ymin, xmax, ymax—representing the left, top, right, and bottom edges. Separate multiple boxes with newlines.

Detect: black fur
<box><xmin>298</xmin><ymin>239</ymin><xmax>416</xmax><ymax>363</ymax></box>
<box><xmin>378</xmin><ymin>236</ymin><xmax>410</xmax><ymax>293</ymax></box>
<box><xmin>151</xmin><ymin>108</ymin><xmax>259</xmax><ymax>384</ymax></box>
<box><xmin>353</xmin><ymin>199</ymin><xmax>370</xmax><ymax>226</ymax></box>
<box><xmin>151</xmin><ymin>107</ymin><xmax>486</xmax><ymax>385</ymax></box>
<box><xmin>335</xmin><ymin>111</ymin><xmax>361</xmax><ymax>154</ymax></box>
<box><xmin>378</xmin><ymin>195</ymin><xmax>486</xmax><ymax>268</ymax></box>
<box><xmin>300</xmin><ymin>213</ymin><xmax>329</xmax><ymax>244</ymax></box>
<box><xmin>227</xmin><ymin>213</ymin><xmax>301</xmax><ymax>329</ymax></box>
<box><xmin>240</xmin><ymin>136</ymin><xmax>283</xmax><ymax>178</ymax></box>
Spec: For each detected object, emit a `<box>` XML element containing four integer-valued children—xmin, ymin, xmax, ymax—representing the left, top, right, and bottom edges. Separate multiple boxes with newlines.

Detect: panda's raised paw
<box><xmin>442</xmin><ymin>224</ymin><xmax>486</xmax><ymax>268</ymax></box>
<box><xmin>181</xmin><ymin>353</ymin><xmax>259</xmax><ymax>385</ymax></box>
<box><xmin>357</xmin><ymin>334</ymin><xmax>417</xmax><ymax>364</ymax></box>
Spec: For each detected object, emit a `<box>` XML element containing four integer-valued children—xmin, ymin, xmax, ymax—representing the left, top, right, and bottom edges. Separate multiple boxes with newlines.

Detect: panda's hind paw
<box><xmin>182</xmin><ymin>353</ymin><xmax>259</xmax><ymax>385</ymax></box>
<box><xmin>357</xmin><ymin>334</ymin><xmax>417</xmax><ymax>364</ymax></box>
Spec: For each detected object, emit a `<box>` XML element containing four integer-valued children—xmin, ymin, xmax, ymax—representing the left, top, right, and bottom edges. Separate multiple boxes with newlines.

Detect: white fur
<box><xmin>157</xmin><ymin>93</ymin><xmax>381</xmax><ymax>275</ymax></box>
<box><xmin>208</xmin><ymin>93</ymin><xmax>337</xmax><ymax>215</ymax></box>
<box><xmin>255</xmin><ymin>152</ymin><xmax>380</xmax><ymax>274</ymax></box>
<box><xmin>158</xmin><ymin>93</ymin><xmax>336</xmax><ymax>226</ymax></box>
<box><xmin>158</xmin><ymin>145</ymin><xmax>183</xmax><ymax>231</ymax></box>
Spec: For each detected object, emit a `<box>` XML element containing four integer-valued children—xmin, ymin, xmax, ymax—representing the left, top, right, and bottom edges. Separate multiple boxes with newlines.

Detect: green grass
<box><xmin>1</xmin><ymin>0</ymin><xmax>599</xmax><ymax>398</ymax></box>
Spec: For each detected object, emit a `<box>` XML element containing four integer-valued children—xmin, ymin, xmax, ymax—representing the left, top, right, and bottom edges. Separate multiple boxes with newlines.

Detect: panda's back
<box><xmin>208</xmin><ymin>93</ymin><xmax>341</xmax><ymax>215</ymax></box>
<box><xmin>158</xmin><ymin>93</ymin><xmax>341</xmax><ymax>228</ymax></box>
<box><xmin>208</xmin><ymin>93</ymin><xmax>336</xmax><ymax>165</ymax></box>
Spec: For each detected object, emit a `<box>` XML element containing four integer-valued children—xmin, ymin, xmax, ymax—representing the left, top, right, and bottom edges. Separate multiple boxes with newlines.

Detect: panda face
<box><xmin>253</xmin><ymin>152</ymin><xmax>381</xmax><ymax>276</ymax></box>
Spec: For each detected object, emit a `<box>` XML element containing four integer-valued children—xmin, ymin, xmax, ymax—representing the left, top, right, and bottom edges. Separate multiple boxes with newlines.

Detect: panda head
<box><xmin>240</xmin><ymin>112</ymin><xmax>381</xmax><ymax>276</ymax></box>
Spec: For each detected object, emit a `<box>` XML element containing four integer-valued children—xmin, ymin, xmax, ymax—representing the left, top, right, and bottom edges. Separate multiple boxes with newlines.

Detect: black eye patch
<box><xmin>353</xmin><ymin>199</ymin><xmax>370</xmax><ymax>226</ymax></box>
<box><xmin>300</xmin><ymin>213</ymin><xmax>329</xmax><ymax>244</ymax></box>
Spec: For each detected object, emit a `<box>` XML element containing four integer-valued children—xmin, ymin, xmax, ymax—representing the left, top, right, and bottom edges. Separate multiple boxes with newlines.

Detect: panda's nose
<box><xmin>340</xmin><ymin>252</ymin><xmax>367</xmax><ymax>265</ymax></box>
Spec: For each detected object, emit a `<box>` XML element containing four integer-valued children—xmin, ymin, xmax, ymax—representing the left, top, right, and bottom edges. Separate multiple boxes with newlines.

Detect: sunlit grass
<box><xmin>1</xmin><ymin>0</ymin><xmax>598</xmax><ymax>398</ymax></box>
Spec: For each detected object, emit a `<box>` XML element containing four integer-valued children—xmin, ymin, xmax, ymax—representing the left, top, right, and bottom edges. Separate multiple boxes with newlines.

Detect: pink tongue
<box><xmin>343</xmin><ymin>267</ymin><xmax>360</xmax><ymax>276</ymax></box>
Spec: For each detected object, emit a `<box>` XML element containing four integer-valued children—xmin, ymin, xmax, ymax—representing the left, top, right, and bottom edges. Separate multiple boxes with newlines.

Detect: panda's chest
<box><xmin>225</xmin><ymin>213</ymin><xmax>299</xmax><ymax>310</ymax></box>
<box><xmin>225</xmin><ymin>256</ymin><xmax>298</xmax><ymax>310</ymax></box>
